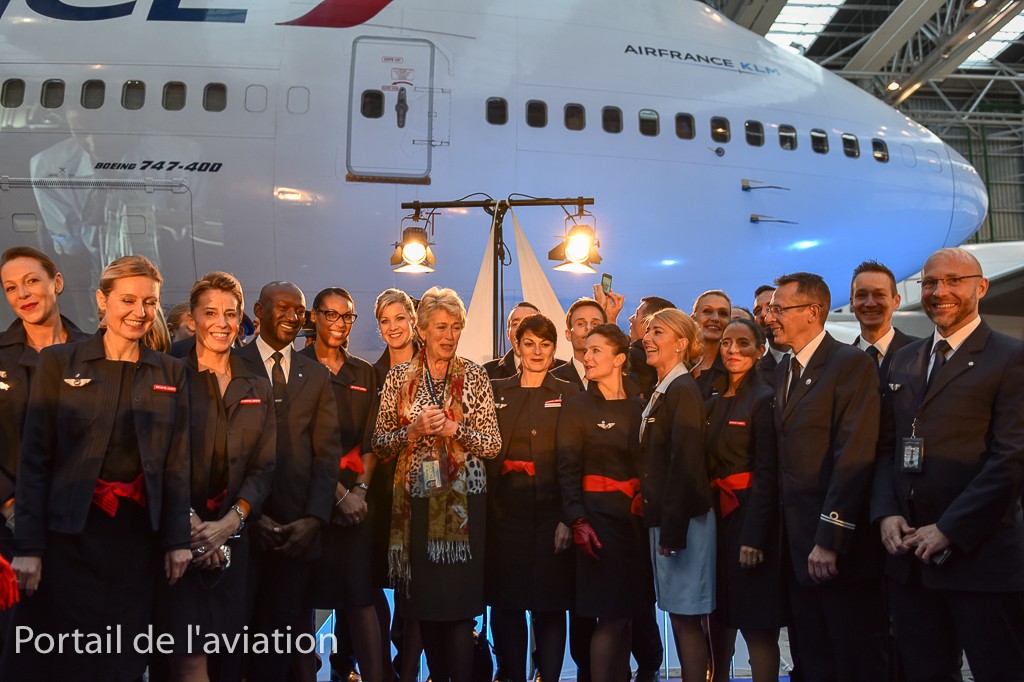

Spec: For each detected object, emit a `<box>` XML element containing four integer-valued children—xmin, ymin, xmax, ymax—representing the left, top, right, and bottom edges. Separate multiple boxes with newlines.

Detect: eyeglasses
<box><xmin>916</xmin><ymin>274</ymin><xmax>982</xmax><ymax>290</ymax></box>
<box><xmin>764</xmin><ymin>303</ymin><xmax>817</xmax><ymax>316</ymax></box>
<box><xmin>316</xmin><ymin>309</ymin><xmax>358</xmax><ymax>324</ymax></box>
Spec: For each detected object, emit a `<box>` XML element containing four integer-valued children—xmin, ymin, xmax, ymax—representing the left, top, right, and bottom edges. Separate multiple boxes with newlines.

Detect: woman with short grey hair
<box><xmin>374</xmin><ymin>286</ymin><xmax>500</xmax><ymax>682</ymax></box>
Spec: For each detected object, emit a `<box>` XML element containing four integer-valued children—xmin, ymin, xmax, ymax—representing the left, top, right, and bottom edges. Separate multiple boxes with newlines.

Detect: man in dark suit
<box><xmin>753</xmin><ymin>284</ymin><xmax>788</xmax><ymax>388</ymax></box>
<box><xmin>237</xmin><ymin>281</ymin><xmax>343</xmax><ymax>682</ymax></box>
<box><xmin>849</xmin><ymin>260</ymin><xmax>917</xmax><ymax>379</ymax></box>
<box><xmin>764</xmin><ymin>272</ymin><xmax>887</xmax><ymax>681</ymax></box>
<box><xmin>551</xmin><ymin>297</ymin><xmax>606</xmax><ymax>391</ymax></box>
<box><xmin>871</xmin><ymin>248</ymin><xmax>1024</xmax><ymax>682</ymax></box>
<box><xmin>626</xmin><ymin>296</ymin><xmax>674</xmax><ymax>399</ymax></box>
<box><xmin>484</xmin><ymin>301</ymin><xmax>540</xmax><ymax>379</ymax></box>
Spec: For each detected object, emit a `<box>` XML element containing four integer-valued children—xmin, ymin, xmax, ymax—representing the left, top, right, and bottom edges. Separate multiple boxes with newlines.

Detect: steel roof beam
<box><xmin>720</xmin><ymin>0</ymin><xmax>790</xmax><ymax>36</ymax></box>
<box><xmin>842</xmin><ymin>0</ymin><xmax>946</xmax><ymax>73</ymax></box>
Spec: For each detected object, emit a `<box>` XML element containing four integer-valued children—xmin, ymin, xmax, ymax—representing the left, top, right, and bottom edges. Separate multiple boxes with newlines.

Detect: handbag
<box><xmin>472</xmin><ymin>608</ymin><xmax>494</xmax><ymax>682</ymax></box>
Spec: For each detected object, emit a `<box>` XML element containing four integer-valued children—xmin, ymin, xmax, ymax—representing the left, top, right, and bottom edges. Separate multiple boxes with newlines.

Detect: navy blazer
<box><xmin>181</xmin><ymin>338</ymin><xmax>276</xmax><ymax>519</ymax></box>
<box><xmin>298</xmin><ymin>344</ymin><xmax>377</xmax><ymax>486</ymax></box>
<box><xmin>0</xmin><ymin>315</ymin><xmax>88</xmax><ymax>503</ymax></box>
<box><xmin>484</xmin><ymin>349</ymin><xmax>518</xmax><ymax>380</ymax></box>
<box><xmin>852</xmin><ymin>327</ymin><xmax>918</xmax><ymax>382</ymax></box>
<box><xmin>15</xmin><ymin>331</ymin><xmax>191</xmax><ymax>554</ymax></box>
<box><xmin>871</xmin><ymin>321</ymin><xmax>1024</xmax><ymax>591</ymax></box>
<box><xmin>550</xmin><ymin>358</ymin><xmax>584</xmax><ymax>391</ymax></box>
<box><xmin>705</xmin><ymin>373</ymin><xmax>778</xmax><ymax>551</ymax></box>
<box><xmin>489</xmin><ymin>373</ymin><xmax>579</xmax><ymax>507</ymax></box>
<box><xmin>234</xmin><ymin>341</ymin><xmax>342</xmax><ymax>536</ymax></box>
<box><xmin>638</xmin><ymin>371</ymin><xmax>711</xmax><ymax>550</ymax></box>
<box><xmin>774</xmin><ymin>332</ymin><xmax>881</xmax><ymax>586</ymax></box>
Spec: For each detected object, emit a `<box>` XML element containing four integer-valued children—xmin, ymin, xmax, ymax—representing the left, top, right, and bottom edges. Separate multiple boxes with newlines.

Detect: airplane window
<box><xmin>842</xmin><ymin>133</ymin><xmax>860</xmax><ymax>158</ymax></box>
<box><xmin>711</xmin><ymin>117</ymin><xmax>730</xmax><ymax>143</ymax></box>
<box><xmin>564</xmin><ymin>103</ymin><xmax>586</xmax><ymax>131</ymax></box>
<box><xmin>779</xmin><ymin>125</ymin><xmax>797</xmax><ymax>150</ymax></box>
<box><xmin>245</xmin><ymin>85</ymin><xmax>268</xmax><ymax>113</ymax></box>
<box><xmin>41</xmin><ymin>80</ymin><xmax>65</xmax><ymax>109</ymax></box>
<box><xmin>526</xmin><ymin>100</ymin><xmax>547</xmax><ymax>128</ymax></box>
<box><xmin>810</xmin><ymin>128</ymin><xmax>829</xmax><ymax>154</ymax></box>
<box><xmin>1</xmin><ymin>79</ymin><xmax>25</xmax><ymax>108</ymax></box>
<box><xmin>122</xmin><ymin>80</ymin><xmax>145</xmax><ymax>110</ymax></box>
<box><xmin>602</xmin><ymin>107</ymin><xmax>623</xmax><ymax>133</ymax></box>
<box><xmin>486</xmin><ymin>97</ymin><xmax>507</xmax><ymax>125</ymax></box>
<box><xmin>872</xmin><ymin>139</ymin><xmax>889</xmax><ymax>163</ymax></box>
<box><xmin>81</xmin><ymin>80</ymin><xmax>105</xmax><ymax>109</ymax></box>
<box><xmin>675</xmin><ymin>113</ymin><xmax>695</xmax><ymax>140</ymax></box>
<box><xmin>163</xmin><ymin>82</ymin><xmax>186</xmax><ymax>111</ymax></box>
<box><xmin>639</xmin><ymin>109</ymin><xmax>659</xmax><ymax>137</ymax></box>
<box><xmin>745</xmin><ymin>120</ymin><xmax>764</xmax><ymax>147</ymax></box>
<box><xmin>901</xmin><ymin>144</ymin><xmax>917</xmax><ymax>167</ymax></box>
<box><xmin>926</xmin><ymin>149</ymin><xmax>942</xmax><ymax>173</ymax></box>
<box><xmin>204</xmin><ymin>83</ymin><xmax>227</xmax><ymax>112</ymax></box>
<box><xmin>361</xmin><ymin>90</ymin><xmax>384</xmax><ymax>118</ymax></box>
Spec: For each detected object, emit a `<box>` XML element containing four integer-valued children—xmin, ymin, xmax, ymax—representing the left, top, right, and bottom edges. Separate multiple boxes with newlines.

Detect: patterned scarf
<box><xmin>389</xmin><ymin>350</ymin><xmax>469</xmax><ymax>593</ymax></box>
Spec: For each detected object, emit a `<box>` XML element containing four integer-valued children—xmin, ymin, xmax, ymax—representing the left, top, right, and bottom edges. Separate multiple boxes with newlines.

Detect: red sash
<box><xmin>582</xmin><ymin>475</ymin><xmax>643</xmax><ymax>517</ymax></box>
<box><xmin>206</xmin><ymin>488</ymin><xmax>228</xmax><ymax>514</ymax></box>
<box><xmin>0</xmin><ymin>554</ymin><xmax>18</xmax><ymax>610</ymax></box>
<box><xmin>709</xmin><ymin>471</ymin><xmax>753</xmax><ymax>518</ymax></box>
<box><xmin>501</xmin><ymin>460</ymin><xmax>536</xmax><ymax>476</ymax></box>
<box><xmin>92</xmin><ymin>474</ymin><xmax>147</xmax><ymax>517</ymax></box>
<box><xmin>340</xmin><ymin>445</ymin><xmax>365</xmax><ymax>474</ymax></box>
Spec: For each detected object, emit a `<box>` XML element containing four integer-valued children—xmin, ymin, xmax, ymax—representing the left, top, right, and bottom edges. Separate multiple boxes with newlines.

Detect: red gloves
<box><xmin>572</xmin><ymin>517</ymin><xmax>603</xmax><ymax>561</ymax></box>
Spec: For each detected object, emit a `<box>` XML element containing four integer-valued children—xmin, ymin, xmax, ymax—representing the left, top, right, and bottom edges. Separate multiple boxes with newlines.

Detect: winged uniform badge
<box><xmin>64</xmin><ymin>378</ymin><xmax>93</xmax><ymax>387</ymax></box>
<box><xmin>597</xmin><ymin>421</ymin><xmax>615</xmax><ymax>430</ymax></box>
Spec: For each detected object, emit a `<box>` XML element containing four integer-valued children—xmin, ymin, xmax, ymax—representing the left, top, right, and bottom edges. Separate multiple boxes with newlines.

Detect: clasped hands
<box><xmin>408</xmin><ymin>405</ymin><xmax>458</xmax><ymax>440</ymax></box>
<box><xmin>880</xmin><ymin>515</ymin><xmax>950</xmax><ymax>564</ymax></box>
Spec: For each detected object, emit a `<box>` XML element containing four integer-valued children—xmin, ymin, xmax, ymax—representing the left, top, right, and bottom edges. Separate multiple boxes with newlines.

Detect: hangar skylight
<box><xmin>961</xmin><ymin>13</ymin><xmax>1024</xmax><ymax>68</ymax></box>
<box><xmin>765</xmin><ymin>0</ymin><xmax>845</xmax><ymax>55</ymax></box>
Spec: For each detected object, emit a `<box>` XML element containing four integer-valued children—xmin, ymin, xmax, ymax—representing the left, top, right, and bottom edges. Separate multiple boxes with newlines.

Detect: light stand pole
<box><xmin>401</xmin><ymin>196</ymin><xmax>594</xmax><ymax>359</ymax></box>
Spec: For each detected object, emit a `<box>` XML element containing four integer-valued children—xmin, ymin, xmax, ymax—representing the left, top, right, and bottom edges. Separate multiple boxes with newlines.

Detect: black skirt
<box><xmin>715</xmin><ymin>489</ymin><xmax>787</xmax><ymax>630</ymax></box>
<box><xmin>368</xmin><ymin>456</ymin><xmax>397</xmax><ymax>589</ymax></box>
<box><xmin>1</xmin><ymin>499</ymin><xmax>158</xmax><ymax>682</ymax></box>
<box><xmin>575</xmin><ymin>491</ymin><xmax>653</xmax><ymax>619</ymax></box>
<box><xmin>487</xmin><ymin>478</ymin><xmax>573</xmax><ymax>612</ymax></box>
<box><xmin>308</xmin><ymin>507</ymin><xmax>376</xmax><ymax>609</ymax></box>
<box><xmin>155</xmin><ymin>531</ymin><xmax>251</xmax><ymax>652</ymax></box>
<box><xmin>400</xmin><ymin>493</ymin><xmax>486</xmax><ymax>622</ymax></box>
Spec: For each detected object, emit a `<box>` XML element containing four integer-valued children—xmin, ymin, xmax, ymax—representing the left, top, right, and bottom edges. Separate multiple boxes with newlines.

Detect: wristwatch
<box><xmin>353</xmin><ymin>482</ymin><xmax>370</xmax><ymax>492</ymax></box>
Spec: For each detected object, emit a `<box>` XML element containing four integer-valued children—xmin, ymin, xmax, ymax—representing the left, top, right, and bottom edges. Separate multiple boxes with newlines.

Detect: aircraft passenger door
<box><xmin>347</xmin><ymin>37</ymin><xmax>437</xmax><ymax>180</ymax></box>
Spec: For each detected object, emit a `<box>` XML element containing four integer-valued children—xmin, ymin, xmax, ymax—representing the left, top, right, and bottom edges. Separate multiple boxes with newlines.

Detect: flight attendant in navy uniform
<box><xmin>303</xmin><ymin>287</ymin><xmax>385</xmax><ymax>682</ymax></box>
<box><xmin>156</xmin><ymin>272</ymin><xmax>276</xmax><ymax>682</ymax></box>
<box><xmin>0</xmin><ymin>246</ymin><xmax>88</xmax><ymax>655</ymax></box>
<box><xmin>370</xmin><ymin>288</ymin><xmax>421</xmax><ymax>680</ymax></box>
<box><xmin>558</xmin><ymin>323</ymin><xmax>653</xmax><ymax>682</ymax></box>
<box><xmin>487</xmin><ymin>314</ymin><xmax>578</xmax><ymax>682</ymax></box>
<box><xmin>3</xmin><ymin>255</ymin><xmax>192</xmax><ymax>682</ymax></box>
<box><xmin>705</xmin><ymin>319</ymin><xmax>785</xmax><ymax>682</ymax></box>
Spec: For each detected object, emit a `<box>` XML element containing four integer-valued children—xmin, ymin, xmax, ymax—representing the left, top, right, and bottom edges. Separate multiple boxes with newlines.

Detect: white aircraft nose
<box><xmin>945</xmin><ymin>143</ymin><xmax>989</xmax><ymax>247</ymax></box>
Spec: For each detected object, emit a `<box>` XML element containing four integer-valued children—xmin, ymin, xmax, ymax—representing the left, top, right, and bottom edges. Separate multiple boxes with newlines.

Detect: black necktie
<box><xmin>866</xmin><ymin>345</ymin><xmax>881</xmax><ymax>366</ymax></box>
<box><xmin>926</xmin><ymin>340</ymin><xmax>951</xmax><ymax>391</ymax></box>
<box><xmin>786</xmin><ymin>358</ymin><xmax>802</xmax><ymax>405</ymax></box>
<box><xmin>271</xmin><ymin>351</ymin><xmax>287</xmax><ymax>408</ymax></box>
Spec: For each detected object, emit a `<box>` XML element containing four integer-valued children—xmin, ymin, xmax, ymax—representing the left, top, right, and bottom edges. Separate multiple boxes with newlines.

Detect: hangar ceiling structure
<box><xmin>706</xmin><ymin>0</ymin><xmax>1024</xmax><ymax>243</ymax></box>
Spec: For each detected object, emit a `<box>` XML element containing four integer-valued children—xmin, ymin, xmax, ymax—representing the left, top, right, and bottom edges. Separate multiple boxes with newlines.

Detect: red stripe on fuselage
<box><xmin>280</xmin><ymin>0</ymin><xmax>394</xmax><ymax>27</ymax></box>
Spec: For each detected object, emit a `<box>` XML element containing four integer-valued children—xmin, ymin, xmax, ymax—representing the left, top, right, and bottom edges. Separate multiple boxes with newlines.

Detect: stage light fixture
<box><xmin>391</xmin><ymin>224</ymin><xmax>436</xmax><ymax>273</ymax></box>
<box><xmin>549</xmin><ymin>211</ymin><xmax>601</xmax><ymax>273</ymax></box>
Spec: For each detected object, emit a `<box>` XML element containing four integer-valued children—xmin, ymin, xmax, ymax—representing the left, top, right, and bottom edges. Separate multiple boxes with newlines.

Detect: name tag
<box><xmin>544</xmin><ymin>399</ymin><xmax>561</xmax><ymax>408</ymax></box>
<box><xmin>350</xmin><ymin>385</ymin><xmax>368</xmax><ymax>393</ymax></box>
<box><xmin>728</xmin><ymin>420</ymin><xmax>747</xmax><ymax>427</ymax></box>
<box><xmin>153</xmin><ymin>384</ymin><xmax>177</xmax><ymax>393</ymax></box>
<box><xmin>900</xmin><ymin>437</ymin><xmax>924</xmax><ymax>473</ymax></box>
<box><xmin>240</xmin><ymin>398</ymin><xmax>262</xmax><ymax>405</ymax></box>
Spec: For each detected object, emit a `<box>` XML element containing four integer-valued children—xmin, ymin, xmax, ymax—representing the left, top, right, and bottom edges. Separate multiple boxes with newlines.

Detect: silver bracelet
<box><xmin>336</xmin><ymin>489</ymin><xmax>351</xmax><ymax>508</ymax></box>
